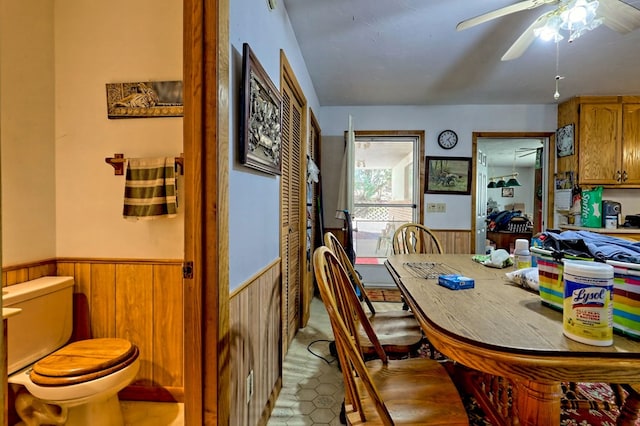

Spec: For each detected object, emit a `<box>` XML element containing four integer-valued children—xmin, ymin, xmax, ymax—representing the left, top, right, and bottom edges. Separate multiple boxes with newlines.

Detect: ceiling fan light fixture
<box><xmin>563</xmin><ymin>0</ymin><xmax>589</xmax><ymax>25</ymax></box>
<box><xmin>534</xmin><ymin>16</ymin><xmax>564</xmax><ymax>41</ymax></box>
<box><xmin>559</xmin><ymin>0</ymin><xmax>602</xmax><ymax>41</ymax></box>
<box><xmin>532</xmin><ymin>0</ymin><xmax>602</xmax><ymax>44</ymax></box>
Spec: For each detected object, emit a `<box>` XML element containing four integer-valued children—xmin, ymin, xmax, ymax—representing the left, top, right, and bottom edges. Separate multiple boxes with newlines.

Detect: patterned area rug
<box><xmin>368</xmin><ymin>285</ymin><xmax>639</xmax><ymax>426</ymax></box>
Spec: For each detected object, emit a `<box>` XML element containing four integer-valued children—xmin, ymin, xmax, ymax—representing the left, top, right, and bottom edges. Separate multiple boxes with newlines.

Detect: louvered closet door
<box><xmin>300</xmin><ymin>112</ymin><xmax>321</xmax><ymax>327</ymax></box>
<box><xmin>280</xmin><ymin>77</ymin><xmax>305</xmax><ymax>350</ymax></box>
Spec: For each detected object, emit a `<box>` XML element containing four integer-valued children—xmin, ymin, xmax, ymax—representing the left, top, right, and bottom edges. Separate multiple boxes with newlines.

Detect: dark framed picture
<box><xmin>425</xmin><ymin>156</ymin><xmax>472</xmax><ymax>195</ymax></box>
<box><xmin>502</xmin><ymin>187</ymin><xmax>514</xmax><ymax>198</ymax></box>
<box><xmin>556</xmin><ymin>123</ymin><xmax>574</xmax><ymax>158</ymax></box>
<box><xmin>240</xmin><ymin>43</ymin><xmax>283</xmax><ymax>175</ymax></box>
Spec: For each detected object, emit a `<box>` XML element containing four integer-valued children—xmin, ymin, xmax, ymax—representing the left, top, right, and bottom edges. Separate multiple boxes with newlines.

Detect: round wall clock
<box><xmin>437</xmin><ymin>130</ymin><xmax>458</xmax><ymax>149</ymax></box>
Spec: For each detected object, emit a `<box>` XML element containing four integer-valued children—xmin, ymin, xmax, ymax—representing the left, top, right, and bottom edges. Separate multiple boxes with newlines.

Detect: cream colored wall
<box><xmin>0</xmin><ymin>0</ymin><xmax>56</xmax><ymax>265</ymax></box>
<box><xmin>54</xmin><ymin>1</ymin><xmax>183</xmax><ymax>259</ymax></box>
<box><xmin>1</xmin><ymin>1</ymin><xmax>183</xmax><ymax>265</ymax></box>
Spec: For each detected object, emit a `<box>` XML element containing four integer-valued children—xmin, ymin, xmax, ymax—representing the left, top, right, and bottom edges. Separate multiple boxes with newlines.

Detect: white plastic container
<box><xmin>562</xmin><ymin>260</ymin><xmax>614</xmax><ymax>346</ymax></box>
<box><xmin>513</xmin><ymin>238</ymin><xmax>531</xmax><ymax>269</ymax></box>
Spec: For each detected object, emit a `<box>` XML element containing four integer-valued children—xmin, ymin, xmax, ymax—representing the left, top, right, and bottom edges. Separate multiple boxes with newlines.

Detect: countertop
<box><xmin>560</xmin><ymin>225</ymin><xmax>640</xmax><ymax>238</ymax></box>
<box><xmin>3</xmin><ymin>308</ymin><xmax>21</xmax><ymax>320</ymax></box>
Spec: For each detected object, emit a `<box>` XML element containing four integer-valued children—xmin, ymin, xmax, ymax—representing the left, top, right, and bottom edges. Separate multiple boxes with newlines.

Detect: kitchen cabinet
<box><xmin>557</xmin><ymin>96</ymin><xmax>640</xmax><ymax>188</ymax></box>
<box><xmin>622</xmin><ymin>103</ymin><xmax>640</xmax><ymax>184</ymax></box>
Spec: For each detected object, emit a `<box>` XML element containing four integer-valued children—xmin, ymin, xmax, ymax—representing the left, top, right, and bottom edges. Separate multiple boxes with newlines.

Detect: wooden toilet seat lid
<box><xmin>30</xmin><ymin>338</ymin><xmax>138</xmax><ymax>386</ymax></box>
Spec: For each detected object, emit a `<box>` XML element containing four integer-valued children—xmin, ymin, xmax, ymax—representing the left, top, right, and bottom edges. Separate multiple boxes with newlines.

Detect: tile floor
<box><xmin>267</xmin><ymin>296</ymin><xmax>345</xmax><ymax>426</ymax></box>
<box><xmin>121</xmin><ymin>401</ymin><xmax>184</xmax><ymax>425</ymax></box>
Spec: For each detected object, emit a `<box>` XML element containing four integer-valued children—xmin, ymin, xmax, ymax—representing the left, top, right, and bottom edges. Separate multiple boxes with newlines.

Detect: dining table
<box><xmin>384</xmin><ymin>253</ymin><xmax>640</xmax><ymax>426</ymax></box>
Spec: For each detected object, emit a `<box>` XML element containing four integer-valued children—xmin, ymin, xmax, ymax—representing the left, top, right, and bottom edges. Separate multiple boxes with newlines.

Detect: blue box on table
<box><xmin>438</xmin><ymin>274</ymin><xmax>475</xmax><ymax>290</ymax></box>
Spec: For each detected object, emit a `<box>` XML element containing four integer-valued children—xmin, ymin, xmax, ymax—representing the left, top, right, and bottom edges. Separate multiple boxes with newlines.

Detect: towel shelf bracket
<box><xmin>105</xmin><ymin>153</ymin><xmax>184</xmax><ymax>175</ymax></box>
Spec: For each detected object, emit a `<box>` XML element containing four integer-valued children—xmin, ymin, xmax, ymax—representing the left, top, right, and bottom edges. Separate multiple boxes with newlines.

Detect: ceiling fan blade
<box><xmin>598</xmin><ymin>0</ymin><xmax>640</xmax><ymax>33</ymax></box>
<box><xmin>456</xmin><ymin>0</ymin><xmax>557</xmax><ymax>31</ymax></box>
<box><xmin>501</xmin><ymin>11</ymin><xmax>552</xmax><ymax>61</ymax></box>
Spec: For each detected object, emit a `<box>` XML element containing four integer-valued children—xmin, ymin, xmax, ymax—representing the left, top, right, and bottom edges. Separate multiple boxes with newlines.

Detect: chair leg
<box><xmin>401</xmin><ymin>296</ymin><xmax>409</xmax><ymax>311</ymax></box>
<box><xmin>339</xmin><ymin>400</ymin><xmax>347</xmax><ymax>424</ymax></box>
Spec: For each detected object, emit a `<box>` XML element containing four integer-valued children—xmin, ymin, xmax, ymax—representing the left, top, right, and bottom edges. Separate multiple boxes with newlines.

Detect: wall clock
<box><xmin>438</xmin><ymin>130</ymin><xmax>458</xmax><ymax>149</ymax></box>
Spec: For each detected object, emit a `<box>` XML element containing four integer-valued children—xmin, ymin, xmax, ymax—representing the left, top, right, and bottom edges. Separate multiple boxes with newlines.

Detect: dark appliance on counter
<box><xmin>602</xmin><ymin>200</ymin><xmax>622</xmax><ymax>228</ymax></box>
<box><xmin>623</xmin><ymin>215</ymin><xmax>640</xmax><ymax>229</ymax></box>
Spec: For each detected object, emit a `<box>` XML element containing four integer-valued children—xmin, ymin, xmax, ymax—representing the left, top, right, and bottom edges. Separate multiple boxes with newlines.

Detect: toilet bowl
<box><xmin>9</xmin><ymin>338</ymin><xmax>140</xmax><ymax>426</ymax></box>
<box><xmin>3</xmin><ymin>277</ymin><xmax>140</xmax><ymax>426</ymax></box>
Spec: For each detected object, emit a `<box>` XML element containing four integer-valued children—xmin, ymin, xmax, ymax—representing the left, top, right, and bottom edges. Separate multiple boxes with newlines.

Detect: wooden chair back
<box><xmin>392</xmin><ymin>222</ymin><xmax>443</xmax><ymax>255</ymax></box>
<box><xmin>314</xmin><ymin>246</ymin><xmax>470</xmax><ymax>425</ymax></box>
<box><xmin>313</xmin><ymin>246</ymin><xmax>391</xmax><ymax>422</ymax></box>
<box><xmin>325</xmin><ymin>231</ymin><xmax>424</xmax><ymax>357</ymax></box>
<box><xmin>324</xmin><ymin>231</ymin><xmax>376</xmax><ymax>314</ymax></box>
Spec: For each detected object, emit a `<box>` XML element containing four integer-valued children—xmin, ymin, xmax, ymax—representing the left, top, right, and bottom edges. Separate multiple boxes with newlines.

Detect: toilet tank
<box><xmin>2</xmin><ymin>276</ymin><xmax>75</xmax><ymax>374</ymax></box>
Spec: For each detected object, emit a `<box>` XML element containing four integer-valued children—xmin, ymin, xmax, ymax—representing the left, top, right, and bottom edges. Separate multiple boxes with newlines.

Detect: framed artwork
<box><xmin>502</xmin><ymin>187</ymin><xmax>514</xmax><ymax>198</ymax></box>
<box><xmin>240</xmin><ymin>43</ymin><xmax>283</xmax><ymax>175</ymax></box>
<box><xmin>556</xmin><ymin>123</ymin><xmax>574</xmax><ymax>157</ymax></box>
<box><xmin>425</xmin><ymin>156</ymin><xmax>472</xmax><ymax>195</ymax></box>
<box><xmin>106</xmin><ymin>81</ymin><xmax>183</xmax><ymax>118</ymax></box>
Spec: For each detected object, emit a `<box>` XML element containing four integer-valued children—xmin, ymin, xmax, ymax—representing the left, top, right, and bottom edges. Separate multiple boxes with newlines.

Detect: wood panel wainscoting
<box><xmin>431</xmin><ymin>230</ymin><xmax>472</xmax><ymax>254</ymax></box>
<box><xmin>229</xmin><ymin>259</ymin><xmax>282</xmax><ymax>426</ymax></box>
<box><xmin>3</xmin><ymin>258</ymin><xmax>184</xmax><ymax>403</ymax></box>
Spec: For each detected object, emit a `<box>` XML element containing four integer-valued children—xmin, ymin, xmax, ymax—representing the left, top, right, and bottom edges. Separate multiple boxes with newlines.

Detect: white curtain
<box><xmin>335</xmin><ymin>115</ymin><xmax>355</xmax><ymax>219</ymax></box>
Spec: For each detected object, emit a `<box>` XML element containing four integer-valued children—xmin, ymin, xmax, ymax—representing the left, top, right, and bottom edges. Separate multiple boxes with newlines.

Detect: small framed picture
<box><xmin>502</xmin><ymin>187</ymin><xmax>514</xmax><ymax>198</ymax></box>
<box><xmin>425</xmin><ymin>156</ymin><xmax>472</xmax><ymax>195</ymax></box>
<box><xmin>556</xmin><ymin>123</ymin><xmax>574</xmax><ymax>158</ymax></box>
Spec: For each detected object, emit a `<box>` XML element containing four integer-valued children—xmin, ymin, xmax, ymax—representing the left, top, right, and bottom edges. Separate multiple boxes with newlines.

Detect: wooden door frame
<box><xmin>183</xmin><ymin>0</ymin><xmax>230</xmax><ymax>424</ymax></box>
<box><xmin>470</xmin><ymin>132</ymin><xmax>555</xmax><ymax>254</ymax></box>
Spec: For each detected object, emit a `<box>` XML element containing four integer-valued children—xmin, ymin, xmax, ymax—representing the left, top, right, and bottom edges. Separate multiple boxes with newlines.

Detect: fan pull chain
<box><xmin>554</xmin><ymin>41</ymin><xmax>564</xmax><ymax>101</ymax></box>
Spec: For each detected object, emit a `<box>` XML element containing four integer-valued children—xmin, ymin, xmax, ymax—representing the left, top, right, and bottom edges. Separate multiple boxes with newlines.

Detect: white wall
<box><xmin>229</xmin><ymin>0</ymin><xmax>320</xmax><ymax>289</ymax></box>
<box><xmin>319</xmin><ymin>105</ymin><xmax>557</xmax><ymax>230</ymax></box>
<box><xmin>54</xmin><ymin>1</ymin><xmax>184</xmax><ymax>259</ymax></box>
<box><xmin>1</xmin><ymin>0</ymin><xmax>56</xmax><ymax>265</ymax></box>
<box><xmin>487</xmin><ymin>166</ymin><xmax>536</xmax><ymax>218</ymax></box>
<box><xmin>603</xmin><ymin>188</ymin><xmax>640</xmax><ymax>219</ymax></box>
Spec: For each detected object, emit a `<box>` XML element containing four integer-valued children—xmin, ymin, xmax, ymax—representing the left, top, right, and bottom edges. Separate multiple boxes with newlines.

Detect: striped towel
<box><xmin>123</xmin><ymin>157</ymin><xmax>177</xmax><ymax>220</ymax></box>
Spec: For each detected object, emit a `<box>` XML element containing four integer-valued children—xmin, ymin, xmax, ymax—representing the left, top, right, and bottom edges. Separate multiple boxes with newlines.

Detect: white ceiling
<box><xmin>478</xmin><ymin>138</ymin><xmax>545</xmax><ymax>167</ymax></box>
<box><xmin>282</xmin><ymin>0</ymin><xmax>640</xmax><ymax>106</ymax></box>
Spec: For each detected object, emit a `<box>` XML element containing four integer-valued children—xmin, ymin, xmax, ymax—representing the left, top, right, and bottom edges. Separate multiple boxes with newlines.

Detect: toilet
<box><xmin>3</xmin><ymin>276</ymin><xmax>140</xmax><ymax>426</ymax></box>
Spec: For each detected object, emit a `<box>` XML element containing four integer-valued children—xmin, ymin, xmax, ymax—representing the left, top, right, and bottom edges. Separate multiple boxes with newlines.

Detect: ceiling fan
<box><xmin>517</xmin><ymin>147</ymin><xmax>539</xmax><ymax>157</ymax></box>
<box><xmin>457</xmin><ymin>0</ymin><xmax>640</xmax><ymax>61</ymax></box>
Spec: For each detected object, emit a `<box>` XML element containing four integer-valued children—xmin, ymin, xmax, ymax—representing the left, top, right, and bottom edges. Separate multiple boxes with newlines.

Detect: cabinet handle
<box><xmin>616</xmin><ymin>170</ymin><xmax>622</xmax><ymax>182</ymax></box>
<box><xmin>623</xmin><ymin>170</ymin><xmax>628</xmax><ymax>182</ymax></box>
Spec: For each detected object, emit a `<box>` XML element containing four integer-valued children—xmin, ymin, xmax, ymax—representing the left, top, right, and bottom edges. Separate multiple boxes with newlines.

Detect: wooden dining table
<box><xmin>384</xmin><ymin>253</ymin><xmax>640</xmax><ymax>426</ymax></box>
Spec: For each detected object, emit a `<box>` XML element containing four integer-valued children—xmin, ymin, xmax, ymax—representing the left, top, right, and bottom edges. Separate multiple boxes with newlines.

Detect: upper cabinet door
<box><xmin>579</xmin><ymin>103</ymin><xmax>622</xmax><ymax>185</ymax></box>
<box><xmin>623</xmin><ymin>103</ymin><xmax>640</xmax><ymax>185</ymax></box>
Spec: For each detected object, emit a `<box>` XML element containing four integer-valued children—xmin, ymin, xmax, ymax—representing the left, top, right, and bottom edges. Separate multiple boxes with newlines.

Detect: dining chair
<box><xmin>324</xmin><ymin>232</ymin><xmax>423</xmax><ymax>357</ymax></box>
<box><xmin>313</xmin><ymin>246</ymin><xmax>469</xmax><ymax>425</ymax></box>
<box><xmin>392</xmin><ymin>222</ymin><xmax>444</xmax><ymax>255</ymax></box>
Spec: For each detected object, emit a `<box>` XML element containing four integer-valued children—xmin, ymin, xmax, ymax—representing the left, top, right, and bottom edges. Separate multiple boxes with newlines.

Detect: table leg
<box><xmin>514</xmin><ymin>380</ymin><xmax>562</xmax><ymax>426</ymax></box>
<box><xmin>617</xmin><ymin>384</ymin><xmax>640</xmax><ymax>425</ymax></box>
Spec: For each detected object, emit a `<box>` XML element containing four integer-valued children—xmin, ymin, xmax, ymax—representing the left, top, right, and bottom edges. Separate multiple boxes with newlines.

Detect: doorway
<box><xmin>471</xmin><ymin>132</ymin><xmax>554</xmax><ymax>255</ymax></box>
<box><xmin>349</xmin><ymin>131</ymin><xmax>425</xmax><ymax>263</ymax></box>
